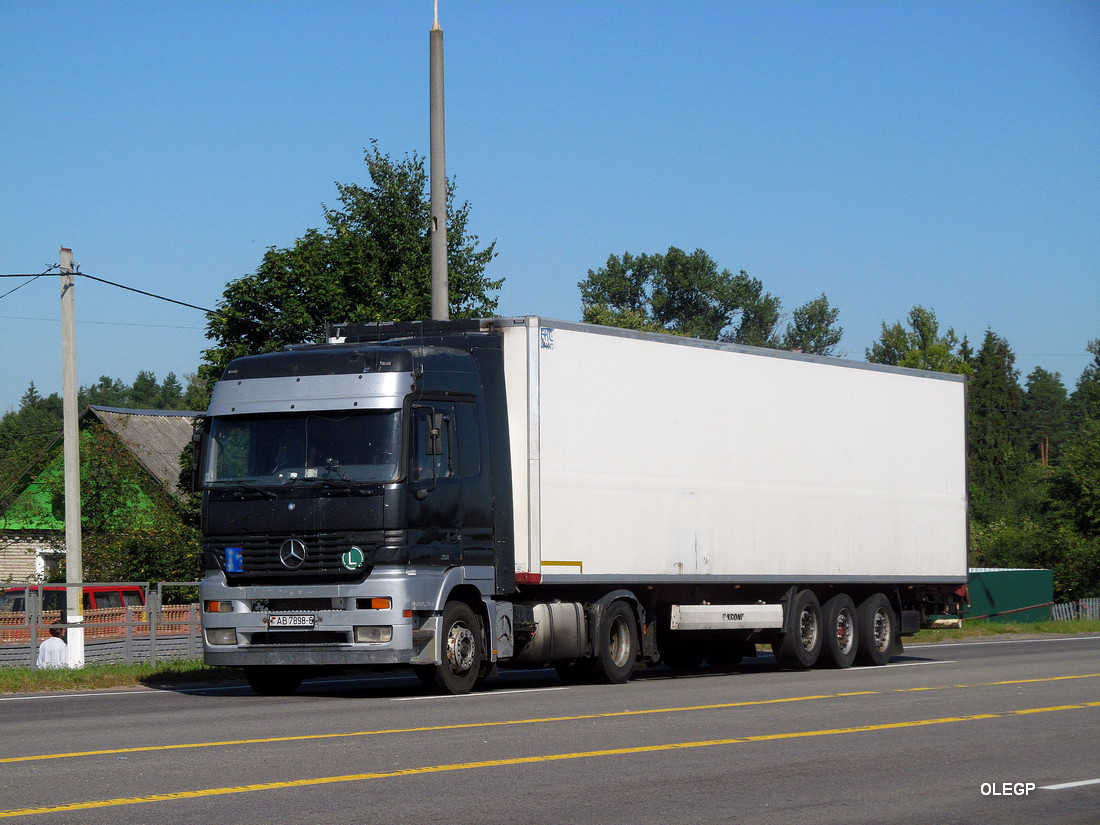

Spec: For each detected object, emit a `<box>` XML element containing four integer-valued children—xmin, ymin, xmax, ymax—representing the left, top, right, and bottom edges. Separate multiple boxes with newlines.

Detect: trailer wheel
<box><xmin>593</xmin><ymin>600</ymin><xmax>639</xmax><ymax>684</ymax></box>
<box><xmin>772</xmin><ymin>589</ymin><xmax>822</xmax><ymax>670</ymax></box>
<box><xmin>855</xmin><ymin>593</ymin><xmax>896</xmax><ymax>666</ymax></box>
<box><xmin>819</xmin><ymin>594</ymin><xmax>858</xmax><ymax>669</ymax></box>
<box><xmin>244</xmin><ymin>666</ymin><xmax>303</xmax><ymax>696</ymax></box>
<box><xmin>419</xmin><ymin>601</ymin><xmax>483</xmax><ymax>694</ymax></box>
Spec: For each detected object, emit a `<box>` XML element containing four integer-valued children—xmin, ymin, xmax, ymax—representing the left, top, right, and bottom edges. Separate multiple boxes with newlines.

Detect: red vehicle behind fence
<box><xmin>0</xmin><ymin>586</ymin><xmax>193</xmax><ymax>644</ymax></box>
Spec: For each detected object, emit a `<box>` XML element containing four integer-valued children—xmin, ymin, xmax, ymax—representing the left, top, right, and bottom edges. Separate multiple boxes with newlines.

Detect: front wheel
<box><xmin>419</xmin><ymin>601</ymin><xmax>484</xmax><ymax>695</ymax></box>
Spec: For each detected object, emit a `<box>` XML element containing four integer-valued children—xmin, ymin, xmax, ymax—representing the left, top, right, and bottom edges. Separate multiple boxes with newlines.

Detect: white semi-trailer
<box><xmin>196</xmin><ymin>317</ymin><xmax>968</xmax><ymax>694</ymax></box>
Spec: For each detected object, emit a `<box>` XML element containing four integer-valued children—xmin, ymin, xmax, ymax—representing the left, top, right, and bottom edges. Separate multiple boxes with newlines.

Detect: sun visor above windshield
<box><xmin>208</xmin><ymin>371</ymin><xmax>414</xmax><ymax>415</ymax></box>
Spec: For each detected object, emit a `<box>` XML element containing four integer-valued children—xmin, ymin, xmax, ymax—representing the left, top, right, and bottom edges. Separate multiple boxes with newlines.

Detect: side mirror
<box><xmin>427</xmin><ymin>412</ymin><xmax>445</xmax><ymax>456</ymax></box>
<box><xmin>189</xmin><ymin>419</ymin><xmax>205</xmax><ymax>494</ymax></box>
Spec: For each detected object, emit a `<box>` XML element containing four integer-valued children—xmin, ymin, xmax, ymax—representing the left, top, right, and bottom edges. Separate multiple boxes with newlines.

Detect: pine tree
<box><xmin>1023</xmin><ymin>367</ymin><xmax>1068</xmax><ymax>466</ymax></box>
<box><xmin>968</xmin><ymin>330</ymin><xmax>1027</xmax><ymax>521</ymax></box>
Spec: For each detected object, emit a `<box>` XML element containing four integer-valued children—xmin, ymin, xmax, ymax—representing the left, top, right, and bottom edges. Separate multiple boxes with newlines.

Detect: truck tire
<box><xmin>592</xmin><ymin>600</ymin><xmax>639</xmax><ymax>684</ymax></box>
<box><xmin>855</xmin><ymin>593</ymin><xmax>896</xmax><ymax>666</ymax></box>
<box><xmin>244</xmin><ymin>666</ymin><xmax>303</xmax><ymax>696</ymax></box>
<box><xmin>819</xmin><ymin>594</ymin><xmax>858</xmax><ymax>669</ymax></box>
<box><xmin>772</xmin><ymin>589</ymin><xmax>822</xmax><ymax>670</ymax></box>
<box><xmin>419</xmin><ymin>601</ymin><xmax>483</xmax><ymax>695</ymax></box>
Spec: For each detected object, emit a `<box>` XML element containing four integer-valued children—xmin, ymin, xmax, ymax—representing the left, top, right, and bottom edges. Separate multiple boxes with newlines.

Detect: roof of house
<box><xmin>0</xmin><ymin>406</ymin><xmax>199</xmax><ymax>531</ymax></box>
<box><xmin>87</xmin><ymin>407</ymin><xmax>198</xmax><ymax>499</ymax></box>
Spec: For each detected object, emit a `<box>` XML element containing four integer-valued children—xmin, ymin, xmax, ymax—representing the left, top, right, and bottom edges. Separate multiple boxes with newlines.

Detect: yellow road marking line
<box><xmin>0</xmin><ymin>693</ymin><xmax>850</xmax><ymax>763</ymax></box>
<box><xmin>2</xmin><ymin>701</ymin><xmax>1097</xmax><ymax>819</ymax></box>
<box><xmin>2</xmin><ymin>673</ymin><xmax>1098</xmax><ymax>765</ymax></box>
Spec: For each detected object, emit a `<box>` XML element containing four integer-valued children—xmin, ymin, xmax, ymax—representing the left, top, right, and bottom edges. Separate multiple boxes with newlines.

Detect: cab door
<box><xmin>407</xmin><ymin>403</ymin><xmax>463</xmax><ymax>566</ymax></box>
<box><xmin>406</xmin><ymin>399</ymin><xmax>492</xmax><ymax>568</ymax></box>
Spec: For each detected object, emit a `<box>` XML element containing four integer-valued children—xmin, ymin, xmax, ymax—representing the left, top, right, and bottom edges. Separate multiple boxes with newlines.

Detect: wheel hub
<box><xmin>446</xmin><ymin>622</ymin><xmax>476</xmax><ymax>673</ymax></box>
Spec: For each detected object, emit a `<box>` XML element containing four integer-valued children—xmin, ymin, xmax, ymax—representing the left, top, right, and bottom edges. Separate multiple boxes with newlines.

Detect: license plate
<box><xmin>269</xmin><ymin>614</ymin><xmax>315</xmax><ymax>629</ymax></box>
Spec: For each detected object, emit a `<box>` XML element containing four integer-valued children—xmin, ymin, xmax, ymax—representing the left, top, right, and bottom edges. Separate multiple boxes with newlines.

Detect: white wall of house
<box><xmin>0</xmin><ymin>533</ymin><xmax>63</xmax><ymax>583</ymax></box>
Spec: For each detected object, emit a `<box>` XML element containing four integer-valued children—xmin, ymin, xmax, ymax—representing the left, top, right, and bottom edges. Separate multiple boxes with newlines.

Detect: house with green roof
<box><xmin>0</xmin><ymin>406</ymin><xmax>198</xmax><ymax>582</ymax></box>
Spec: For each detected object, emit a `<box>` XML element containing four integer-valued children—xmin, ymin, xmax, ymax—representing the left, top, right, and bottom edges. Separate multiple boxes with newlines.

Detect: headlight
<box><xmin>354</xmin><ymin>626</ymin><xmax>393</xmax><ymax>643</ymax></box>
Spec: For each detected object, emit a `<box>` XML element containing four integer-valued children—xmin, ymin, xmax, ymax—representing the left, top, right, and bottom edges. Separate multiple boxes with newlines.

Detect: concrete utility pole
<box><xmin>59</xmin><ymin>247</ymin><xmax>84</xmax><ymax>668</ymax></box>
<box><xmin>429</xmin><ymin>0</ymin><xmax>449</xmax><ymax>320</ymax></box>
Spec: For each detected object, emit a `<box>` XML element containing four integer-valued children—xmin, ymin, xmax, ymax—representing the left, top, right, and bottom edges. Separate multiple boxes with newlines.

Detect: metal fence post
<box><xmin>28</xmin><ymin>587</ymin><xmax>39</xmax><ymax>672</ymax></box>
<box><xmin>147</xmin><ymin>587</ymin><xmax>160</xmax><ymax>668</ymax></box>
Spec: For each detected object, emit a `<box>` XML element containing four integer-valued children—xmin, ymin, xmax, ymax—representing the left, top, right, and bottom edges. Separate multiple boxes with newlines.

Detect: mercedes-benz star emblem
<box><xmin>279</xmin><ymin>538</ymin><xmax>307</xmax><ymax>569</ymax></box>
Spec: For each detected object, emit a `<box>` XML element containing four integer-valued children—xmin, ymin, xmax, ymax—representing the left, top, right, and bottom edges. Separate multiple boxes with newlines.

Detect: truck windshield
<box><xmin>205</xmin><ymin>410</ymin><xmax>401</xmax><ymax>485</ymax></box>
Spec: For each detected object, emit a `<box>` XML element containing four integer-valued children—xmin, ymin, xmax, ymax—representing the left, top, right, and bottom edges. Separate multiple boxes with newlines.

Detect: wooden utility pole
<box><xmin>429</xmin><ymin>0</ymin><xmax>449</xmax><ymax>320</ymax></box>
<box><xmin>60</xmin><ymin>247</ymin><xmax>84</xmax><ymax>668</ymax></box>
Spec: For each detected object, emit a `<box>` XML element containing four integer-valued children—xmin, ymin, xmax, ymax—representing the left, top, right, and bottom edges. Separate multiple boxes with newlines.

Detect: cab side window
<box><xmin>412</xmin><ymin>406</ymin><xmax>454</xmax><ymax>483</ymax></box>
<box><xmin>411</xmin><ymin>401</ymin><xmax>480</xmax><ymax>482</ymax></box>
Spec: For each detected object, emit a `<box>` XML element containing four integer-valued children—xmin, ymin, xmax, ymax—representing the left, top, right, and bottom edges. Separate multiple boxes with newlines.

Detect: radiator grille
<box><xmin>203</xmin><ymin>530</ymin><xmax>402</xmax><ymax>581</ymax></box>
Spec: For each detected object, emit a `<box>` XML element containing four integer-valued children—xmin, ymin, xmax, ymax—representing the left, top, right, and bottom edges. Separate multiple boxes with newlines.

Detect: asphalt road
<box><xmin>2</xmin><ymin>635</ymin><xmax>1098</xmax><ymax>825</ymax></box>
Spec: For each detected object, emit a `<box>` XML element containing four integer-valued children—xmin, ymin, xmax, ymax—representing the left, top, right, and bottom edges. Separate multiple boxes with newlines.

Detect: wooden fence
<box><xmin>0</xmin><ymin>583</ymin><xmax>202</xmax><ymax>668</ymax></box>
<box><xmin>1051</xmin><ymin>598</ymin><xmax>1100</xmax><ymax>621</ymax></box>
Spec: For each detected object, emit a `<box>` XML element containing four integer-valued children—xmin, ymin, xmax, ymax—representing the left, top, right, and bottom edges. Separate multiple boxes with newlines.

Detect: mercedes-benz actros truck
<box><xmin>196</xmin><ymin>317</ymin><xmax>967</xmax><ymax>695</ymax></box>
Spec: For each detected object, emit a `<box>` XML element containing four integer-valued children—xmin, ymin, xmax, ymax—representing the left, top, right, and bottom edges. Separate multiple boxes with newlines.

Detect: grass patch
<box><xmin>0</xmin><ymin>659</ymin><xmax>241</xmax><ymax>695</ymax></box>
<box><xmin>4</xmin><ymin>621</ymin><xmax>1099</xmax><ymax>694</ymax></box>
<box><xmin>908</xmin><ymin>618</ymin><xmax>1100</xmax><ymax>644</ymax></box>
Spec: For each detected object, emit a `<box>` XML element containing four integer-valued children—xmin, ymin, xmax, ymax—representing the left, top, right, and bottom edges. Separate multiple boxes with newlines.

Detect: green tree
<box><xmin>200</xmin><ymin>142</ymin><xmax>502</xmax><ymax>388</ymax></box>
<box><xmin>1069</xmin><ymin>339</ymin><xmax>1100</xmax><ymax>422</ymax></box>
<box><xmin>130</xmin><ymin>370</ymin><xmax>160</xmax><ymax>408</ymax></box>
<box><xmin>155</xmin><ymin>372</ymin><xmax>185</xmax><ymax>410</ymax></box>
<box><xmin>182</xmin><ymin>373</ymin><xmax>210</xmax><ymax>412</ymax></box>
<box><xmin>579</xmin><ymin>247</ymin><xmax>783</xmax><ymax>344</ymax></box>
<box><xmin>0</xmin><ymin>385</ymin><xmax>62</xmax><ymax>504</ymax></box>
<box><xmin>1022</xmin><ymin>367</ymin><xmax>1068</xmax><ymax>466</ymax></box>
<box><xmin>779</xmin><ymin>294</ymin><xmax>844</xmax><ymax>356</ymax></box>
<box><xmin>866</xmin><ymin>306</ymin><xmax>970</xmax><ymax>373</ymax></box>
<box><xmin>1050</xmin><ymin>417</ymin><xmax>1100</xmax><ymax>541</ymax></box>
<box><xmin>968</xmin><ymin>330</ymin><xmax>1028</xmax><ymax>522</ymax></box>
<box><xmin>82</xmin><ymin>376</ymin><xmax>127</xmax><ymax>408</ymax></box>
<box><xmin>41</xmin><ymin>422</ymin><xmax>200</xmax><ymax>584</ymax></box>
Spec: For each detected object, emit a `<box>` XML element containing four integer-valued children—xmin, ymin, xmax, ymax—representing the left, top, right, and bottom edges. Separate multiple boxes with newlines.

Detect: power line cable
<box><xmin>0</xmin><ymin>314</ymin><xmax>203</xmax><ymax>331</ymax></box>
<box><xmin>77</xmin><ymin>272</ymin><xmax>218</xmax><ymax>314</ymax></box>
<box><xmin>0</xmin><ymin>266</ymin><xmax>58</xmax><ymax>301</ymax></box>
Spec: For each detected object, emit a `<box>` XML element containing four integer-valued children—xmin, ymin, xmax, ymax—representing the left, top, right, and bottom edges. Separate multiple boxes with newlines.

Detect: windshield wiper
<box><xmin>289</xmin><ymin>476</ymin><xmax>357</xmax><ymax>490</ymax></box>
<box><xmin>207</xmin><ymin>480</ymin><xmax>278</xmax><ymax>499</ymax></box>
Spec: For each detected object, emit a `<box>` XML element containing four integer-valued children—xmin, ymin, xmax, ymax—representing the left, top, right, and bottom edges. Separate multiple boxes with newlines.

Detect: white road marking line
<box><xmin>392</xmin><ymin>686</ymin><xmax>570</xmax><ymax>701</ymax></box>
<box><xmin>1040</xmin><ymin>777</ymin><xmax>1100</xmax><ymax>791</ymax></box>
<box><xmin>907</xmin><ymin>635</ymin><xmax>1100</xmax><ymax>650</ymax></box>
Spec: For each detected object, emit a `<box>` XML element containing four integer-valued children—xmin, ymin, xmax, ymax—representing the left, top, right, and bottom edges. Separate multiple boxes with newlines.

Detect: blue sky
<box><xmin>1</xmin><ymin>0</ymin><xmax>1097</xmax><ymax>414</ymax></box>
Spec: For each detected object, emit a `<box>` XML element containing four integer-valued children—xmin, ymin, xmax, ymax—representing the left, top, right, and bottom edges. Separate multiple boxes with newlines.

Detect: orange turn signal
<box><xmin>356</xmin><ymin>597</ymin><xmax>392</xmax><ymax>610</ymax></box>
